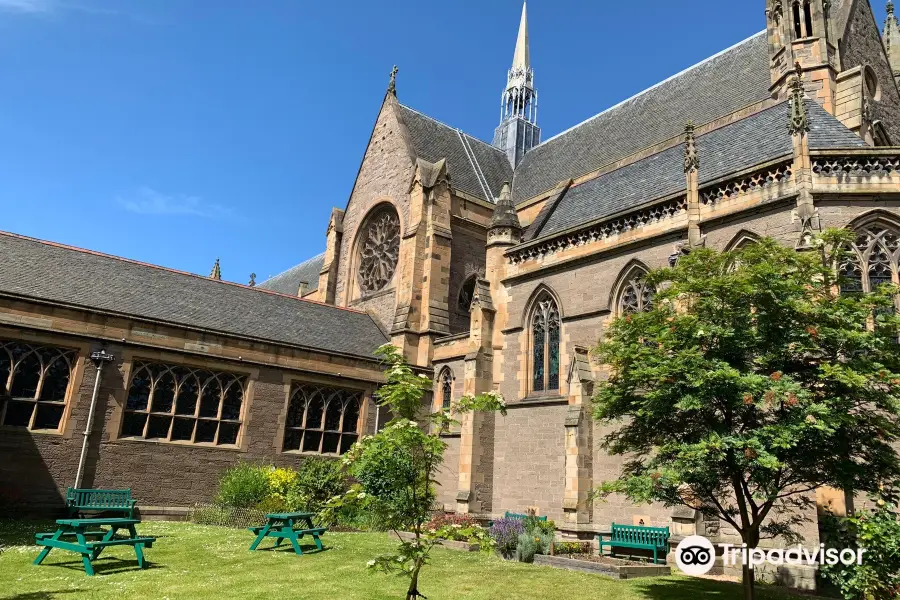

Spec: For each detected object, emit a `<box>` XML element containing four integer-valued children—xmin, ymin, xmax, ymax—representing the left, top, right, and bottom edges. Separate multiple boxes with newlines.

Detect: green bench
<box><xmin>66</xmin><ymin>488</ymin><xmax>137</xmax><ymax>518</ymax></box>
<box><xmin>597</xmin><ymin>523</ymin><xmax>670</xmax><ymax>564</ymax></box>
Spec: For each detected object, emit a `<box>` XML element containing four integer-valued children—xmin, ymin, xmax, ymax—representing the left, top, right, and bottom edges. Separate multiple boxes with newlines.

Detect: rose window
<box><xmin>358</xmin><ymin>207</ymin><xmax>400</xmax><ymax>294</ymax></box>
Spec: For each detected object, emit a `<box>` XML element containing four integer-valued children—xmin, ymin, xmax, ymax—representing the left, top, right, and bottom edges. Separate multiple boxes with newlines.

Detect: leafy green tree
<box><xmin>592</xmin><ymin>232</ymin><xmax>900</xmax><ymax>600</ymax></box>
<box><xmin>323</xmin><ymin>344</ymin><xmax>506</xmax><ymax>600</ymax></box>
<box><xmin>820</xmin><ymin>483</ymin><xmax>900</xmax><ymax>599</ymax></box>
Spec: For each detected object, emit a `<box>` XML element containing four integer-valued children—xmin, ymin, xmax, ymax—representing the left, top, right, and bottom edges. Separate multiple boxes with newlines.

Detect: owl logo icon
<box><xmin>675</xmin><ymin>535</ymin><xmax>716</xmax><ymax>576</ymax></box>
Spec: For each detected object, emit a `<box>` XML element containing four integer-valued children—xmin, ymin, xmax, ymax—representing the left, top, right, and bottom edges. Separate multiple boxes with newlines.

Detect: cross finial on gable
<box><xmin>209</xmin><ymin>258</ymin><xmax>221</xmax><ymax>280</ymax></box>
<box><xmin>249</xmin><ymin>273</ymin><xmax>256</xmax><ymax>287</ymax></box>
<box><xmin>388</xmin><ymin>65</ymin><xmax>398</xmax><ymax>96</ymax></box>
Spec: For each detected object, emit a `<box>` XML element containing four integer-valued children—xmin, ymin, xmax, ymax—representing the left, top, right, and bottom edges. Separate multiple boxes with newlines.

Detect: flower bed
<box><xmin>534</xmin><ymin>553</ymin><xmax>671</xmax><ymax>579</ymax></box>
<box><xmin>391</xmin><ymin>531</ymin><xmax>480</xmax><ymax>552</ymax></box>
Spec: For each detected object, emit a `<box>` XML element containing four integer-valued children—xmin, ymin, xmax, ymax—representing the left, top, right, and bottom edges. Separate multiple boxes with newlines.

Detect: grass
<box><xmin>0</xmin><ymin>520</ymin><xmax>820</xmax><ymax>600</ymax></box>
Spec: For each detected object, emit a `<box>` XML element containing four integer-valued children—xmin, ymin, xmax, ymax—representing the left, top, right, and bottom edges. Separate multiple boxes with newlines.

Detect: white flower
<box><xmin>419</xmin><ymin>374</ymin><xmax>429</xmax><ymax>379</ymax></box>
<box><xmin>357</xmin><ymin>492</ymin><xmax>367</xmax><ymax>499</ymax></box>
<box><xmin>367</xmin><ymin>560</ymin><xmax>376</xmax><ymax>567</ymax></box>
<box><xmin>451</xmin><ymin>523</ymin><xmax>462</xmax><ymax>528</ymax></box>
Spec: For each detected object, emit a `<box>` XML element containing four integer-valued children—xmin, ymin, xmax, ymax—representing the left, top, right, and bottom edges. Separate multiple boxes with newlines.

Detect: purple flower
<box><xmin>489</xmin><ymin>518</ymin><xmax>525</xmax><ymax>556</ymax></box>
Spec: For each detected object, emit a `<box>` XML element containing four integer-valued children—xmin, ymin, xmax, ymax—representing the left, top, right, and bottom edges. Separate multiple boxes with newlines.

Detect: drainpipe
<box><xmin>74</xmin><ymin>350</ymin><xmax>115</xmax><ymax>489</ymax></box>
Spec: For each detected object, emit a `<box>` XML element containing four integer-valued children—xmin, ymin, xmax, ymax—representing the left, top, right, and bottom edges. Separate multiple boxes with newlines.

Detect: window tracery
<box><xmin>357</xmin><ymin>206</ymin><xmax>401</xmax><ymax>294</ymax></box>
<box><xmin>282</xmin><ymin>384</ymin><xmax>361</xmax><ymax>455</ymax></box>
<box><xmin>0</xmin><ymin>340</ymin><xmax>77</xmax><ymax>431</ymax></box>
<box><xmin>840</xmin><ymin>224</ymin><xmax>900</xmax><ymax>335</ymax></box>
<box><xmin>531</xmin><ymin>294</ymin><xmax>561</xmax><ymax>393</ymax></box>
<box><xmin>619</xmin><ymin>275</ymin><xmax>656</xmax><ymax>315</ymax></box>
<box><xmin>121</xmin><ymin>361</ymin><xmax>246</xmax><ymax>446</ymax></box>
<box><xmin>439</xmin><ymin>368</ymin><xmax>453</xmax><ymax>409</ymax></box>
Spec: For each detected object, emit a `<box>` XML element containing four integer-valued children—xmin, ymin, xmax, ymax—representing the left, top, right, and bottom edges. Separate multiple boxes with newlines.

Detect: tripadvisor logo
<box><xmin>675</xmin><ymin>536</ymin><xmax>716</xmax><ymax>576</ymax></box>
<box><xmin>675</xmin><ymin>535</ymin><xmax>867</xmax><ymax>576</ymax></box>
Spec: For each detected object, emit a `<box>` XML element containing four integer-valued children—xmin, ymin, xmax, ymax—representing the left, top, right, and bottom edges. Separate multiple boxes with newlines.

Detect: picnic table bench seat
<box><xmin>597</xmin><ymin>523</ymin><xmax>670</xmax><ymax>565</ymax></box>
<box><xmin>248</xmin><ymin>512</ymin><xmax>327</xmax><ymax>555</ymax></box>
<box><xmin>66</xmin><ymin>488</ymin><xmax>136</xmax><ymax>518</ymax></box>
<box><xmin>33</xmin><ymin>517</ymin><xmax>155</xmax><ymax>576</ymax></box>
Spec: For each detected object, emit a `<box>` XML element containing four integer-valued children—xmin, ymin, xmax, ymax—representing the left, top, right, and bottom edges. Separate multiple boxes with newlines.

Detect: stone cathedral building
<box><xmin>1</xmin><ymin>0</ymin><xmax>900</xmax><ymax>580</ymax></box>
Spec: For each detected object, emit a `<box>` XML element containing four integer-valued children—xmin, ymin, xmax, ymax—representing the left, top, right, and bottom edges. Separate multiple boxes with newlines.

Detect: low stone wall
<box><xmin>390</xmin><ymin>531</ymin><xmax>479</xmax><ymax>552</ymax></box>
<box><xmin>534</xmin><ymin>554</ymin><xmax>671</xmax><ymax>579</ymax></box>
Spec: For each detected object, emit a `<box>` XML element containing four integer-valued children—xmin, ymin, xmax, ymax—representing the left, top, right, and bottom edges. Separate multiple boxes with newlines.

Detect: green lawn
<box><xmin>0</xmin><ymin>520</ymin><xmax>818</xmax><ymax>600</ymax></box>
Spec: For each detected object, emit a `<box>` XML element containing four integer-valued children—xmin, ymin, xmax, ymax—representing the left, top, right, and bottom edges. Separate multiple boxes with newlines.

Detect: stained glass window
<box><xmin>619</xmin><ymin>274</ymin><xmax>656</xmax><ymax>315</ymax></box>
<box><xmin>283</xmin><ymin>384</ymin><xmax>362</xmax><ymax>455</ymax></box>
<box><xmin>842</xmin><ymin>224</ymin><xmax>900</xmax><ymax>337</ymax></box>
<box><xmin>121</xmin><ymin>361</ymin><xmax>246</xmax><ymax>446</ymax></box>
<box><xmin>357</xmin><ymin>206</ymin><xmax>401</xmax><ymax>294</ymax></box>
<box><xmin>439</xmin><ymin>369</ymin><xmax>453</xmax><ymax>409</ymax></box>
<box><xmin>0</xmin><ymin>340</ymin><xmax>77</xmax><ymax>431</ymax></box>
<box><xmin>531</xmin><ymin>294</ymin><xmax>561</xmax><ymax>393</ymax></box>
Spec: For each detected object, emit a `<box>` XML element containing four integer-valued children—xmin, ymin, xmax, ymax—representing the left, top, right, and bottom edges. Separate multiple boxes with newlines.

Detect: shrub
<box><xmin>820</xmin><ymin>488</ymin><xmax>900</xmax><ymax>600</ymax></box>
<box><xmin>215</xmin><ymin>464</ymin><xmax>270</xmax><ymax>508</ymax></box>
<box><xmin>516</xmin><ymin>531</ymin><xmax>553</xmax><ymax>563</ymax></box>
<box><xmin>489</xmin><ymin>518</ymin><xmax>525</xmax><ymax>558</ymax></box>
<box><xmin>296</xmin><ymin>457</ymin><xmax>346</xmax><ymax>512</ymax></box>
<box><xmin>554</xmin><ymin>541</ymin><xmax>592</xmax><ymax>555</ymax></box>
<box><xmin>523</xmin><ymin>515</ymin><xmax>556</xmax><ymax>536</ymax></box>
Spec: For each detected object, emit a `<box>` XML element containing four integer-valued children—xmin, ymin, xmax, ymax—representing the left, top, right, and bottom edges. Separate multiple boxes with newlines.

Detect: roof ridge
<box><xmin>0</xmin><ymin>231</ymin><xmax>367</xmax><ymax>315</ymax></box>
<box><xmin>536</xmin><ymin>30</ymin><xmax>767</xmax><ymax>147</ymax></box>
<box><xmin>264</xmin><ymin>251</ymin><xmax>326</xmax><ymax>281</ymax></box>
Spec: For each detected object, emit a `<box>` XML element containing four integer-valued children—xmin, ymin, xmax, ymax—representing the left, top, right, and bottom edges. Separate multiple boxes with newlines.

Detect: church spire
<box><xmin>885</xmin><ymin>1</ymin><xmax>900</xmax><ymax>86</ymax></box>
<box><xmin>512</xmin><ymin>2</ymin><xmax>530</xmax><ymax>74</ymax></box>
<box><xmin>492</xmin><ymin>2</ymin><xmax>541</xmax><ymax>168</ymax></box>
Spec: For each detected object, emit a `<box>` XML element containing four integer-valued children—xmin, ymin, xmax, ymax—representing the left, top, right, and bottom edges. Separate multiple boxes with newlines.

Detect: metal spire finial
<box><xmin>210</xmin><ymin>258</ymin><xmax>221</xmax><ymax>280</ymax></box>
<box><xmin>387</xmin><ymin>65</ymin><xmax>398</xmax><ymax>96</ymax></box>
<box><xmin>249</xmin><ymin>273</ymin><xmax>256</xmax><ymax>287</ymax></box>
<box><xmin>512</xmin><ymin>2</ymin><xmax>530</xmax><ymax>72</ymax></box>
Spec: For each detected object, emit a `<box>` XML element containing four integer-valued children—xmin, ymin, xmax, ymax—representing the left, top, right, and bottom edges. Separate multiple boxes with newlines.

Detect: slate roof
<box><xmin>529</xmin><ymin>100</ymin><xmax>866</xmax><ymax>238</ymax></box>
<box><xmin>0</xmin><ymin>233</ymin><xmax>388</xmax><ymax>359</ymax></box>
<box><xmin>258</xmin><ymin>253</ymin><xmax>325</xmax><ymax>296</ymax></box>
<box><xmin>511</xmin><ymin>31</ymin><xmax>775</xmax><ymax>203</ymax></box>
<box><xmin>397</xmin><ymin>105</ymin><xmax>513</xmax><ymax>202</ymax></box>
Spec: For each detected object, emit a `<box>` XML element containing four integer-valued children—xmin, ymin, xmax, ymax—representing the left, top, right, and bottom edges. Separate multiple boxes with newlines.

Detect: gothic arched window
<box><xmin>357</xmin><ymin>205</ymin><xmax>401</xmax><ymax>295</ymax></box>
<box><xmin>283</xmin><ymin>383</ymin><xmax>361</xmax><ymax>455</ymax></box>
<box><xmin>840</xmin><ymin>223</ymin><xmax>900</xmax><ymax>333</ymax></box>
<box><xmin>458</xmin><ymin>275</ymin><xmax>477</xmax><ymax>313</ymax></box>
<box><xmin>793</xmin><ymin>1</ymin><xmax>803</xmax><ymax>38</ymax></box>
<box><xmin>122</xmin><ymin>361</ymin><xmax>246</xmax><ymax>446</ymax></box>
<box><xmin>0</xmin><ymin>339</ymin><xmax>77</xmax><ymax>431</ymax></box>
<box><xmin>619</xmin><ymin>275</ymin><xmax>657</xmax><ymax>315</ymax></box>
<box><xmin>531</xmin><ymin>293</ymin><xmax>561</xmax><ymax>393</ymax></box>
<box><xmin>439</xmin><ymin>368</ymin><xmax>453</xmax><ymax>409</ymax></box>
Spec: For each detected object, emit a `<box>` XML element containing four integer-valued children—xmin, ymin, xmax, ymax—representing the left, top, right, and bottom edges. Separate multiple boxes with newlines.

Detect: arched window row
<box><xmin>121</xmin><ymin>361</ymin><xmax>246</xmax><ymax>446</ymax></box>
<box><xmin>531</xmin><ymin>294</ymin><xmax>561</xmax><ymax>393</ymax></box>
<box><xmin>439</xmin><ymin>368</ymin><xmax>453</xmax><ymax>409</ymax></box>
<box><xmin>791</xmin><ymin>1</ymin><xmax>815</xmax><ymax>39</ymax></box>
<box><xmin>283</xmin><ymin>384</ymin><xmax>361</xmax><ymax>455</ymax></box>
<box><xmin>0</xmin><ymin>339</ymin><xmax>77</xmax><ymax>431</ymax></box>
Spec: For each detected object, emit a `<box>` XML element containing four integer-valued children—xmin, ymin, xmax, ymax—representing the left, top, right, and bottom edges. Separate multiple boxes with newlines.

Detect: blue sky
<box><xmin>0</xmin><ymin>1</ymin><xmax>892</xmax><ymax>285</ymax></box>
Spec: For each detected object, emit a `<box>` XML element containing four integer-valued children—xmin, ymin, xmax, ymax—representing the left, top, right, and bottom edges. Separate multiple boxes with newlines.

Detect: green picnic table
<box><xmin>33</xmin><ymin>517</ymin><xmax>156</xmax><ymax>576</ymax></box>
<box><xmin>248</xmin><ymin>512</ymin><xmax>327</xmax><ymax>555</ymax></box>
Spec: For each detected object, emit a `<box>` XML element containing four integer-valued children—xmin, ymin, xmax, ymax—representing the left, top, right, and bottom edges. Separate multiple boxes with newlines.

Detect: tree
<box><xmin>324</xmin><ymin>344</ymin><xmax>505</xmax><ymax>600</ymax></box>
<box><xmin>592</xmin><ymin>233</ymin><xmax>900</xmax><ymax>600</ymax></box>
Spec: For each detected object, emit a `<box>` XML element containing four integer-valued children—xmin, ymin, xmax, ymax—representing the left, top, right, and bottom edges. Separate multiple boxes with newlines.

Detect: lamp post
<box><xmin>73</xmin><ymin>350</ymin><xmax>115</xmax><ymax>489</ymax></box>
